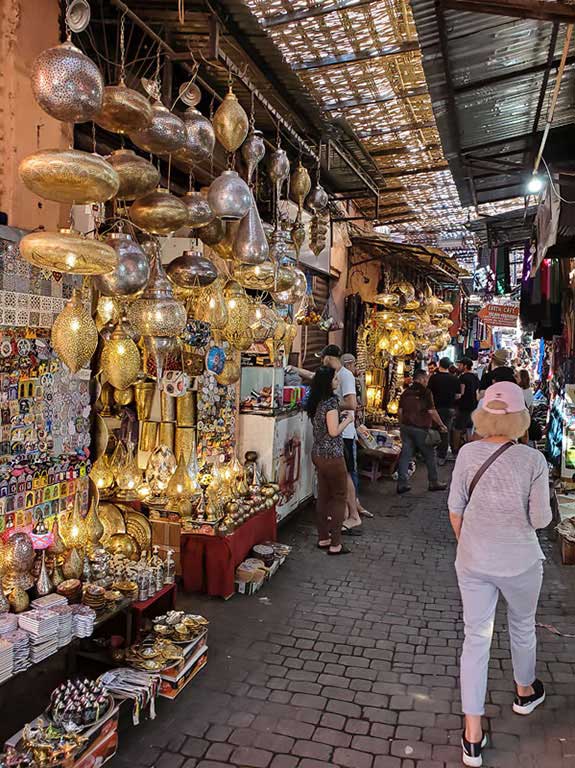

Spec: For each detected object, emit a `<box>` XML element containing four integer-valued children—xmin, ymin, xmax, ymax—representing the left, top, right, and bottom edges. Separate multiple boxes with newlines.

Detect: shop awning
<box><xmin>350</xmin><ymin>230</ymin><xmax>469</xmax><ymax>291</ymax></box>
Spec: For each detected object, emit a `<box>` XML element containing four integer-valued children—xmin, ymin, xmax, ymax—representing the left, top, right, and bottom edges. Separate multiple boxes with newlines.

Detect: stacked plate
<box><xmin>4</xmin><ymin>629</ymin><xmax>30</xmax><ymax>673</ymax></box>
<box><xmin>82</xmin><ymin>584</ymin><xmax>106</xmax><ymax>612</ymax></box>
<box><xmin>0</xmin><ymin>614</ymin><xmax>18</xmax><ymax>637</ymax></box>
<box><xmin>31</xmin><ymin>594</ymin><xmax>68</xmax><ymax>611</ymax></box>
<box><xmin>19</xmin><ymin>610</ymin><xmax>59</xmax><ymax>663</ymax></box>
<box><xmin>71</xmin><ymin>605</ymin><xmax>96</xmax><ymax>638</ymax></box>
<box><xmin>51</xmin><ymin>605</ymin><xmax>74</xmax><ymax>647</ymax></box>
<box><xmin>113</xmin><ymin>580</ymin><xmax>138</xmax><ymax>600</ymax></box>
<box><xmin>0</xmin><ymin>638</ymin><xmax>13</xmax><ymax>684</ymax></box>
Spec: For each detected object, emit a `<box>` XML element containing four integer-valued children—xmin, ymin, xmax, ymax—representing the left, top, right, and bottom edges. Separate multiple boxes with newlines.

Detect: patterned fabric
<box><xmin>312</xmin><ymin>396</ymin><xmax>344</xmax><ymax>459</ymax></box>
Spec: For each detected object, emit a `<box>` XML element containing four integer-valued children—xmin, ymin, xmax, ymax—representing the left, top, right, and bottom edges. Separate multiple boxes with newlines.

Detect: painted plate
<box><xmin>98</xmin><ymin>502</ymin><xmax>126</xmax><ymax>545</ymax></box>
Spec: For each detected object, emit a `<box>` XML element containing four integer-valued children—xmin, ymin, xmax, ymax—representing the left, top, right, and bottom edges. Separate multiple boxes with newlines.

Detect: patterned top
<box><xmin>311</xmin><ymin>396</ymin><xmax>344</xmax><ymax>459</ymax></box>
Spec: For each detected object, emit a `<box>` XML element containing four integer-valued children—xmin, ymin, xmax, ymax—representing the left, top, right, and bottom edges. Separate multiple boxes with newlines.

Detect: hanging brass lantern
<box><xmin>268</xmin><ymin>148</ymin><xmax>290</xmax><ymax>195</ymax></box>
<box><xmin>272</xmin><ymin>267</ymin><xmax>307</xmax><ymax>305</ymax></box>
<box><xmin>215</xmin><ymin>354</ymin><xmax>241</xmax><ymax>385</ymax></box>
<box><xmin>290</xmin><ymin>162</ymin><xmax>312</xmax><ymax>210</ymax></box>
<box><xmin>90</xmin><ymin>454</ymin><xmax>114</xmax><ymax>491</ymax></box>
<box><xmin>94</xmin><ymin>232</ymin><xmax>150</xmax><ymax>296</ymax></box>
<box><xmin>96</xmin><ymin>82</ymin><xmax>153</xmax><ymax>133</ymax></box>
<box><xmin>20</xmin><ymin>228</ymin><xmax>117</xmax><ymax>275</ymax></box>
<box><xmin>291</xmin><ymin>220</ymin><xmax>306</xmax><ymax>260</ymax></box>
<box><xmin>166</xmin><ymin>451</ymin><xmax>200</xmax><ymax>513</ymax></box>
<box><xmin>208</xmin><ymin>170</ymin><xmax>251</xmax><ymax>221</ymax></box>
<box><xmin>241</xmin><ymin>128</ymin><xmax>266</xmax><ymax>185</ymax></box>
<box><xmin>234</xmin><ymin>262</ymin><xmax>277</xmax><ymax>291</ymax></box>
<box><xmin>130</xmin><ymin>189</ymin><xmax>189</xmax><ymax>235</ymax></box>
<box><xmin>181</xmin><ymin>190</ymin><xmax>214</xmax><ymax>229</ymax></box>
<box><xmin>101</xmin><ymin>323</ymin><xmax>141</xmax><ymax>390</ymax></box>
<box><xmin>212</xmin><ymin>86</ymin><xmax>249</xmax><ymax>153</ymax></box>
<box><xmin>127</xmin><ymin>246</ymin><xmax>186</xmax><ymax>337</ymax></box>
<box><xmin>194</xmin><ymin>278</ymin><xmax>228</xmax><ymax>329</ymax></box>
<box><xmin>146</xmin><ymin>444</ymin><xmax>177</xmax><ymax>495</ymax></box>
<box><xmin>166</xmin><ymin>249</ymin><xmax>218</xmax><ymax>289</ymax></box>
<box><xmin>129</xmin><ymin>102</ymin><xmax>186</xmax><ymax>154</ymax></box>
<box><xmin>31</xmin><ymin>41</ymin><xmax>104</xmax><ymax>123</ymax></box>
<box><xmin>175</xmin><ymin>108</ymin><xmax>215</xmax><ymax>164</ymax></box>
<box><xmin>211</xmin><ymin>221</ymin><xmax>239</xmax><ymax>260</ymax></box>
<box><xmin>106</xmin><ymin>149</ymin><xmax>160</xmax><ymax>200</ymax></box>
<box><xmin>283</xmin><ymin>320</ymin><xmax>298</xmax><ymax>359</ymax></box>
<box><xmin>52</xmin><ymin>290</ymin><xmax>98</xmax><ymax>373</ymax></box>
<box><xmin>248</xmin><ymin>301</ymin><xmax>276</xmax><ymax>343</ymax></box>
<box><xmin>19</xmin><ymin>149</ymin><xmax>119</xmax><ymax>204</ymax></box>
<box><xmin>196</xmin><ymin>216</ymin><xmax>226</xmax><ymax>245</ymax></box>
<box><xmin>233</xmin><ymin>191</ymin><xmax>269</xmax><ymax>264</ymax></box>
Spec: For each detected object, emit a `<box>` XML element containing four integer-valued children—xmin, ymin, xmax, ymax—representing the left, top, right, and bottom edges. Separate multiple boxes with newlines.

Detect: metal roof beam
<box><xmin>291</xmin><ymin>41</ymin><xmax>419</xmax><ymax>71</ymax></box>
<box><xmin>371</xmin><ymin>143</ymin><xmax>441</xmax><ymax>158</ymax></box>
<box><xmin>378</xmin><ymin>164</ymin><xmax>449</xmax><ymax>177</ymax></box>
<box><xmin>357</xmin><ymin>120</ymin><xmax>437</xmax><ymax>139</ymax></box>
<box><xmin>441</xmin><ymin>0</ymin><xmax>575</xmax><ymax>23</ymax></box>
<box><xmin>454</xmin><ymin>54</ymin><xmax>575</xmax><ymax>93</ymax></box>
<box><xmin>262</xmin><ymin>0</ymin><xmax>378</xmax><ymax>28</ymax></box>
<box><xmin>324</xmin><ymin>85</ymin><xmax>428</xmax><ymax>111</ymax></box>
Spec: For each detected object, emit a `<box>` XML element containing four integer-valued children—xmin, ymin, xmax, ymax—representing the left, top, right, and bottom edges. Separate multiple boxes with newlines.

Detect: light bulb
<box><xmin>65</xmin><ymin>253</ymin><xmax>77</xmax><ymax>268</ymax></box>
<box><xmin>209</xmin><ymin>298</ymin><xmax>216</xmax><ymax>309</ymax></box>
<box><xmin>229</xmin><ymin>298</ymin><xmax>237</xmax><ymax>309</ymax></box>
<box><xmin>527</xmin><ymin>174</ymin><xmax>544</xmax><ymax>194</ymax></box>
<box><xmin>117</xmin><ymin>343</ymin><xmax>126</xmax><ymax>355</ymax></box>
<box><xmin>70</xmin><ymin>319</ymin><xmax>81</xmax><ymax>332</ymax></box>
<box><xmin>71</xmin><ymin>524</ymin><xmax>79</xmax><ymax>538</ymax></box>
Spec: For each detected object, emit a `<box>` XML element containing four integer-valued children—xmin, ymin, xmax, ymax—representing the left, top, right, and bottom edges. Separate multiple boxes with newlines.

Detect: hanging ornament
<box><xmin>166</xmin><ymin>451</ymin><xmax>200</xmax><ymax>513</ymax></box>
<box><xmin>34</xmin><ymin>551</ymin><xmax>52</xmax><ymax>597</ymax></box>
<box><xmin>233</xmin><ymin>190</ymin><xmax>269</xmax><ymax>264</ymax></box>
<box><xmin>130</xmin><ymin>188</ymin><xmax>189</xmax><ymax>235</ymax></box>
<box><xmin>176</xmin><ymin>108</ymin><xmax>216</xmax><ymax>164</ymax></box>
<box><xmin>181</xmin><ymin>189</ymin><xmax>214</xmax><ymax>229</ymax></box>
<box><xmin>31</xmin><ymin>41</ymin><xmax>104</xmax><ymax>122</ymax></box>
<box><xmin>61</xmin><ymin>495</ymin><xmax>86</xmax><ymax>549</ymax></box>
<box><xmin>96</xmin><ymin>83</ymin><xmax>153</xmax><ymax>133</ymax></box>
<box><xmin>19</xmin><ymin>149</ymin><xmax>119</xmax><ymax>204</ymax></box>
<box><xmin>48</xmin><ymin>519</ymin><xmax>66</xmax><ymax>560</ymax></box>
<box><xmin>94</xmin><ymin>232</ymin><xmax>150</xmax><ymax>296</ymax></box>
<box><xmin>144</xmin><ymin>336</ymin><xmax>176</xmax><ymax>382</ymax></box>
<box><xmin>272</xmin><ymin>267</ymin><xmax>307</xmax><ymax>305</ymax></box>
<box><xmin>290</xmin><ymin>161</ymin><xmax>311</xmax><ymax>211</ymax></box>
<box><xmin>208</xmin><ymin>170</ymin><xmax>251</xmax><ymax>221</ymax></box>
<box><xmin>291</xmin><ymin>220</ymin><xmax>306</xmax><ymax>260</ymax></box>
<box><xmin>310</xmin><ymin>212</ymin><xmax>329</xmax><ymax>257</ymax></box>
<box><xmin>282</xmin><ymin>320</ymin><xmax>298</xmax><ymax>359</ymax></box>
<box><xmin>215</xmin><ymin>353</ymin><xmax>241</xmax><ymax>385</ymax></box>
<box><xmin>90</xmin><ymin>454</ymin><xmax>114</xmax><ymax>491</ymax></box>
<box><xmin>196</xmin><ymin>216</ymin><xmax>226</xmax><ymax>246</ymax></box>
<box><xmin>166</xmin><ymin>249</ymin><xmax>218</xmax><ymax>289</ymax></box>
<box><xmin>194</xmin><ymin>278</ymin><xmax>228</xmax><ymax>329</ymax></box>
<box><xmin>106</xmin><ymin>149</ymin><xmax>160</xmax><ymax>200</ymax></box>
<box><xmin>20</xmin><ymin>228</ymin><xmax>117</xmax><ymax>275</ymax></box>
<box><xmin>212</xmin><ymin>84</ymin><xmax>249</xmax><ymax>153</ymax></box>
<box><xmin>127</xmin><ymin>245</ymin><xmax>186</xmax><ymax>336</ymax></box>
<box><xmin>130</xmin><ymin>102</ymin><xmax>186</xmax><ymax>154</ymax></box>
<box><xmin>101</xmin><ymin>323</ymin><xmax>141</xmax><ymax>390</ymax></box>
<box><xmin>116</xmin><ymin>441</ymin><xmax>142</xmax><ymax>493</ymax></box>
<box><xmin>62</xmin><ymin>547</ymin><xmax>84</xmax><ymax>580</ymax></box>
<box><xmin>179</xmin><ymin>79</ymin><xmax>202</xmax><ymax>107</ymax></box>
<box><xmin>307</xmin><ymin>184</ymin><xmax>329</xmax><ymax>212</ymax></box>
<box><xmin>52</xmin><ymin>289</ymin><xmax>98</xmax><ymax>373</ymax></box>
<box><xmin>211</xmin><ymin>221</ymin><xmax>239</xmax><ymax>260</ymax></box>
<box><xmin>241</xmin><ymin>128</ymin><xmax>266</xmax><ymax>185</ymax></box>
<box><xmin>248</xmin><ymin>301</ymin><xmax>276</xmax><ymax>343</ymax></box>
<box><xmin>269</xmin><ymin>147</ymin><xmax>290</xmax><ymax>199</ymax></box>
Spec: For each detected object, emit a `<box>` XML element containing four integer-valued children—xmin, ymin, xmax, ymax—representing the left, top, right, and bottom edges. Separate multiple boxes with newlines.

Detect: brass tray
<box><xmin>98</xmin><ymin>502</ymin><xmax>126</xmax><ymax>546</ymax></box>
<box><xmin>124</xmin><ymin>510</ymin><xmax>152</xmax><ymax>551</ymax></box>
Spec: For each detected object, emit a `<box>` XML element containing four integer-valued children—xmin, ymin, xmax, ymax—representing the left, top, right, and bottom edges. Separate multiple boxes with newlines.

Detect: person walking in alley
<box><xmin>452</xmin><ymin>357</ymin><xmax>480</xmax><ymax>454</ymax></box>
<box><xmin>305</xmin><ymin>366</ymin><xmax>354</xmax><ymax>555</ymax></box>
<box><xmin>448</xmin><ymin>381</ymin><xmax>552</xmax><ymax>767</ymax></box>
<box><xmin>396</xmin><ymin>369</ymin><xmax>448</xmax><ymax>494</ymax></box>
<box><xmin>428</xmin><ymin>356</ymin><xmax>460</xmax><ymax>464</ymax></box>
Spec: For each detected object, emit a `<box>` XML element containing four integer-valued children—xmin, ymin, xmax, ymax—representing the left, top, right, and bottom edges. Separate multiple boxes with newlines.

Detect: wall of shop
<box><xmin>0</xmin><ymin>0</ymin><xmax>68</xmax><ymax>230</ymax></box>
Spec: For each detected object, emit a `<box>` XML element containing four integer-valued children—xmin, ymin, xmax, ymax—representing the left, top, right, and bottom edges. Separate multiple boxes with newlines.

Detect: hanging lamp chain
<box><xmin>119</xmin><ymin>11</ymin><xmax>126</xmax><ymax>84</ymax></box>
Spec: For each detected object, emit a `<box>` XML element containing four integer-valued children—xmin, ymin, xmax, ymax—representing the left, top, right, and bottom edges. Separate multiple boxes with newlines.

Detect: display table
<box><xmin>180</xmin><ymin>509</ymin><xmax>277</xmax><ymax>598</ymax></box>
<box><xmin>131</xmin><ymin>582</ymin><xmax>177</xmax><ymax>640</ymax></box>
<box><xmin>358</xmin><ymin>446</ymin><xmax>400</xmax><ymax>481</ymax></box>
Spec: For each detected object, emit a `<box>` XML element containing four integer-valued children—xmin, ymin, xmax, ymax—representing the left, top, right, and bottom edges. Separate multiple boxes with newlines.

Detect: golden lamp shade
<box><xmin>107</xmin><ymin>532</ymin><xmax>140</xmax><ymax>561</ymax></box>
<box><xmin>290</xmin><ymin>161</ymin><xmax>312</xmax><ymax>208</ymax></box>
<box><xmin>95</xmin><ymin>82</ymin><xmax>153</xmax><ymax>133</ymax></box>
<box><xmin>19</xmin><ymin>149</ymin><xmax>119</xmax><ymax>204</ymax></box>
<box><xmin>129</xmin><ymin>102</ymin><xmax>186</xmax><ymax>155</ymax></box>
<box><xmin>130</xmin><ymin>189</ymin><xmax>189</xmax><ymax>235</ymax></box>
<box><xmin>212</xmin><ymin>86</ymin><xmax>249</xmax><ymax>153</ymax></box>
<box><xmin>272</xmin><ymin>267</ymin><xmax>307</xmax><ymax>305</ymax></box>
<box><xmin>194</xmin><ymin>279</ymin><xmax>228</xmax><ymax>330</ymax></box>
<box><xmin>127</xmin><ymin>250</ymin><xmax>187</xmax><ymax>337</ymax></box>
<box><xmin>101</xmin><ymin>326</ymin><xmax>141</xmax><ymax>390</ymax></box>
<box><xmin>106</xmin><ymin>149</ymin><xmax>160</xmax><ymax>200</ymax></box>
<box><xmin>215</xmin><ymin>355</ymin><xmax>241</xmax><ymax>385</ymax></box>
<box><xmin>113</xmin><ymin>385</ymin><xmax>134</xmax><ymax>406</ymax></box>
<box><xmin>234</xmin><ymin>261</ymin><xmax>278</xmax><ymax>291</ymax></box>
<box><xmin>19</xmin><ymin>228</ymin><xmax>117</xmax><ymax>275</ymax></box>
<box><xmin>90</xmin><ymin>454</ymin><xmax>114</xmax><ymax>491</ymax></box>
<box><xmin>283</xmin><ymin>321</ymin><xmax>298</xmax><ymax>359</ymax></box>
<box><xmin>52</xmin><ymin>290</ymin><xmax>98</xmax><ymax>373</ymax></box>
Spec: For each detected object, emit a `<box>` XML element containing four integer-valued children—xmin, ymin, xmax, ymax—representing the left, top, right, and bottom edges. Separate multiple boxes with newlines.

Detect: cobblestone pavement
<box><xmin>112</xmin><ymin>468</ymin><xmax>575</xmax><ymax>768</ymax></box>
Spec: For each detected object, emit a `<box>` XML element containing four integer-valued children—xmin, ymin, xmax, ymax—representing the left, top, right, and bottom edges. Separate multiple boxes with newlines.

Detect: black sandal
<box><xmin>342</xmin><ymin>526</ymin><xmax>362</xmax><ymax>536</ymax></box>
<box><xmin>327</xmin><ymin>546</ymin><xmax>352</xmax><ymax>555</ymax></box>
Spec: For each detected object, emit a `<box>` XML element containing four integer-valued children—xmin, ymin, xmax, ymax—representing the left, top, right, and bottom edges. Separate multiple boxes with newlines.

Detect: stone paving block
<box><xmin>291</xmin><ymin>739</ymin><xmax>333</xmax><ymax>761</ymax></box>
<box><xmin>351</xmin><ymin>735</ymin><xmax>392</xmax><ymax>755</ymax></box>
<box><xmin>332</xmin><ymin>747</ymin><xmax>374</xmax><ymax>768</ymax></box>
<box><xmin>370</xmin><ymin>723</ymin><xmax>395</xmax><ymax>740</ymax></box>
<box><xmin>181</xmin><ymin>738</ymin><xmax>210</xmax><ymax>759</ymax></box>
<box><xmin>254</xmin><ymin>732</ymin><xmax>295</xmax><ymax>753</ymax></box>
<box><xmin>390</xmin><ymin>740</ymin><xmax>432</xmax><ymax>760</ymax></box>
<box><xmin>269</xmin><ymin>756</ymin><xmax>299</xmax><ymax>768</ymax></box>
<box><xmin>205</xmin><ymin>725</ymin><xmax>232</xmax><ymax>742</ymax></box>
<box><xmin>229</xmin><ymin>746</ymin><xmax>273</xmax><ymax>767</ymax></box>
<box><xmin>155</xmin><ymin>755</ymin><xmax>186</xmax><ymax>768</ymax></box>
<box><xmin>276</xmin><ymin>718</ymin><xmax>315</xmax><ymax>739</ymax></box>
<box><xmin>313</xmin><ymin>726</ymin><xmax>352</xmax><ymax>748</ymax></box>
<box><xmin>205</xmin><ymin>743</ymin><xmax>233</xmax><ymax>761</ymax></box>
<box><xmin>290</xmin><ymin>693</ymin><xmax>327</xmax><ymax>710</ymax></box>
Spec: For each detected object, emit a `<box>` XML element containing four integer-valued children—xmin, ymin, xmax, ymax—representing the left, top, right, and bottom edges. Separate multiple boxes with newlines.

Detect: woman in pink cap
<box><xmin>448</xmin><ymin>381</ymin><xmax>552</xmax><ymax>767</ymax></box>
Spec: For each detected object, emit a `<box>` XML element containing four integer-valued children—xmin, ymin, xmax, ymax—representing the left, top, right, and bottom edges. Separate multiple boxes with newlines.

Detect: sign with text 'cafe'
<box><xmin>477</xmin><ymin>303</ymin><xmax>519</xmax><ymax>328</ymax></box>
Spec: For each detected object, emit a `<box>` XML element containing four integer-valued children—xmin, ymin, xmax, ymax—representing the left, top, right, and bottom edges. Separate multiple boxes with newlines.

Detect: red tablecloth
<box><xmin>180</xmin><ymin>509</ymin><xmax>277</xmax><ymax>598</ymax></box>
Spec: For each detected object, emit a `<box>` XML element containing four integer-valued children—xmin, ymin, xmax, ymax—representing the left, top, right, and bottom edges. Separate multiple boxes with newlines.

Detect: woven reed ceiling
<box><xmin>244</xmin><ymin>0</ymin><xmax>476</xmax><ymax>245</ymax></box>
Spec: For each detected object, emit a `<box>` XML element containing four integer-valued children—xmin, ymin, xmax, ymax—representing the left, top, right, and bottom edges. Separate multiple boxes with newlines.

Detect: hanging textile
<box><xmin>495</xmin><ymin>245</ymin><xmax>510</xmax><ymax>295</ymax></box>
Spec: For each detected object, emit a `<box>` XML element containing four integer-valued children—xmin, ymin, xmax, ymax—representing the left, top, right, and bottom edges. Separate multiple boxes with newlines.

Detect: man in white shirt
<box><xmin>288</xmin><ymin>345</ymin><xmax>363</xmax><ymax>533</ymax></box>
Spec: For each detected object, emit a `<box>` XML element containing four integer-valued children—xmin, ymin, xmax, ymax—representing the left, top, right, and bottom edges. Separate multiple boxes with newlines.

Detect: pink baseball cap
<box><xmin>482</xmin><ymin>381</ymin><xmax>525</xmax><ymax>414</ymax></box>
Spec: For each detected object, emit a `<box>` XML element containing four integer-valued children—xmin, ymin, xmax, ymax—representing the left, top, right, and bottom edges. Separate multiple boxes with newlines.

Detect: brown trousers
<box><xmin>312</xmin><ymin>454</ymin><xmax>348</xmax><ymax>548</ymax></box>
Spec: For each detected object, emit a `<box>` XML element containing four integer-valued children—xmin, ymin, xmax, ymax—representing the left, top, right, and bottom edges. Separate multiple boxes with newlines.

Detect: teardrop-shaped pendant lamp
<box><xmin>208</xmin><ymin>170</ymin><xmax>251</xmax><ymax>221</ymax></box>
<box><xmin>101</xmin><ymin>323</ymin><xmax>141</xmax><ymax>390</ymax></box>
<box><xmin>127</xmin><ymin>246</ymin><xmax>186</xmax><ymax>337</ymax></box>
<box><xmin>241</xmin><ymin>129</ymin><xmax>266</xmax><ymax>185</ymax></box>
<box><xmin>212</xmin><ymin>86</ymin><xmax>249</xmax><ymax>153</ymax></box>
<box><xmin>233</xmin><ymin>192</ymin><xmax>269</xmax><ymax>265</ymax></box>
<box><xmin>176</xmin><ymin>108</ymin><xmax>215</xmax><ymax>163</ymax></box>
<box><xmin>52</xmin><ymin>290</ymin><xmax>98</xmax><ymax>373</ymax></box>
<box><xmin>94</xmin><ymin>232</ymin><xmax>150</xmax><ymax>296</ymax></box>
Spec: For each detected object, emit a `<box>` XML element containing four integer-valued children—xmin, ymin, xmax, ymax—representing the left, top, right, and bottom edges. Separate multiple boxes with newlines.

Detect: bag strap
<box><xmin>468</xmin><ymin>441</ymin><xmax>514</xmax><ymax>500</ymax></box>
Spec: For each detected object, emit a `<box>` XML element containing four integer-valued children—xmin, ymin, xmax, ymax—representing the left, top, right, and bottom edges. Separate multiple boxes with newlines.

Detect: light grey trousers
<box><xmin>456</xmin><ymin>560</ymin><xmax>543</xmax><ymax>715</ymax></box>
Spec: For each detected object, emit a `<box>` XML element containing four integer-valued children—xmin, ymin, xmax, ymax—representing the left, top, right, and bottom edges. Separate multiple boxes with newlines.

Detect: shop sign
<box><xmin>477</xmin><ymin>303</ymin><xmax>519</xmax><ymax>328</ymax></box>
